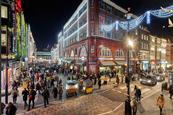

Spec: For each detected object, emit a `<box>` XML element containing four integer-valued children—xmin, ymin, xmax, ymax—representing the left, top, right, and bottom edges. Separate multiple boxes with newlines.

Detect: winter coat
<box><xmin>29</xmin><ymin>89</ymin><xmax>36</xmax><ymax>101</ymax></box>
<box><xmin>52</xmin><ymin>87</ymin><xmax>58</xmax><ymax>98</ymax></box>
<box><xmin>36</xmin><ymin>83</ymin><xmax>41</xmax><ymax>90</ymax></box>
<box><xmin>135</xmin><ymin>89</ymin><xmax>141</xmax><ymax>97</ymax></box>
<box><xmin>12</xmin><ymin>89</ymin><xmax>19</xmax><ymax>98</ymax></box>
<box><xmin>98</xmin><ymin>79</ymin><xmax>102</xmax><ymax>86</ymax></box>
<box><xmin>157</xmin><ymin>96</ymin><xmax>165</xmax><ymax>108</ymax></box>
<box><xmin>22</xmin><ymin>90</ymin><xmax>29</xmax><ymax>101</ymax></box>
<box><xmin>58</xmin><ymin>87</ymin><xmax>63</xmax><ymax>95</ymax></box>
<box><xmin>42</xmin><ymin>89</ymin><xmax>50</xmax><ymax>99</ymax></box>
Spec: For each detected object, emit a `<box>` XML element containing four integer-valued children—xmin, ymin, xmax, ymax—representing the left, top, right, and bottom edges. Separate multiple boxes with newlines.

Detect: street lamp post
<box><xmin>125</xmin><ymin>8</ymin><xmax>132</xmax><ymax>115</ymax></box>
<box><xmin>0</xmin><ymin>0</ymin><xmax>2</xmax><ymax>113</ymax></box>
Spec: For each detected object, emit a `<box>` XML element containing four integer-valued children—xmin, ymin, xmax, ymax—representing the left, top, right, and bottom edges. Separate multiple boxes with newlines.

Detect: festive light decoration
<box><xmin>101</xmin><ymin>5</ymin><xmax>173</xmax><ymax>32</ymax></box>
<box><xmin>115</xmin><ymin>21</ymin><xmax>119</xmax><ymax>31</ymax></box>
<box><xmin>101</xmin><ymin>22</ymin><xmax>115</xmax><ymax>32</ymax></box>
<box><xmin>146</xmin><ymin>11</ymin><xmax>151</xmax><ymax>24</ymax></box>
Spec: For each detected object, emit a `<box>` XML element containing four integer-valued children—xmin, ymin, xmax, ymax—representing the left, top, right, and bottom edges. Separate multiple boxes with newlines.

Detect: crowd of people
<box><xmin>1</xmin><ymin>63</ymin><xmax>173</xmax><ymax>115</ymax></box>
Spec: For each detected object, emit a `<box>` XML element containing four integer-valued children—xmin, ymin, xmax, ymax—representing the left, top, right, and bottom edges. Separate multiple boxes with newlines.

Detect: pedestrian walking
<box><xmin>6</xmin><ymin>102</ymin><xmax>17</xmax><ymax>115</ymax></box>
<box><xmin>28</xmin><ymin>88</ymin><xmax>36</xmax><ymax>111</ymax></box>
<box><xmin>59</xmin><ymin>79</ymin><xmax>62</xmax><ymax>85</ymax></box>
<box><xmin>94</xmin><ymin>76</ymin><xmax>97</xmax><ymax>85</ymax></box>
<box><xmin>131</xmin><ymin>98</ymin><xmax>137</xmax><ymax>115</ymax></box>
<box><xmin>169</xmin><ymin>84</ymin><xmax>173</xmax><ymax>99</ymax></box>
<box><xmin>98</xmin><ymin>78</ymin><xmax>102</xmax><ymax>89</ymax></box>
<box><xmin>116</xmin><ymin>75</ymin><xmax>120</xmax><ymax>86</ymax></box>
<box><xmin>42</xmin><ymin>87</ymin><xmax>50</xmax><ymax>107</ymax></box>
<box><xmin>11</xmin><ymin>87</ymin><xmax>19</xmax><ymax>104</ymax></box>
<box><xmin>156</xmin><ymin>94</ymin><xmax>165</xmax><ymax>115</ymax></box>
<box><xmin>36</xmin><ymin>82</ymin><xmax>41</xmax><ymax>94</ymax></box>
<box><xmin>59</xmin><ymin>85</ymin><xmax>63</xmax><ymax>101</ymax></box>
<box><xmin>52</xmin><ymin>86</ymin><xmax>58</xmax><ymax>100</ymax></box>
<box><xmin>22</xmin><ymin>88</ymin><xmax>29</xmax><ymax>109</ymax></box>
<box><xmin>135</xmin><ymin>87</ymin><xmax>141</xmax><ymax>102</ymax></box>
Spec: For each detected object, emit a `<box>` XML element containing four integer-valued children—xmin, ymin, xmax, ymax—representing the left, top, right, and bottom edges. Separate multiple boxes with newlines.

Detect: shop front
<box><xmin>99</xmin><ymin>60</ymin><xmax>116</xmax><ymax>72</ymax></box>
<box><xmin>115</xmin><ymin>60</ymin><xmax>126</xmax><ymax>74</ymax></box>
<box><xmin>1</xmin><ymin>61</ymin><xmax>15</xmax><ymax>93</ymax></box>
<box><xmin>75</xmin><ymin>59</ymin><xmax>87</xmax><ymax>73</ymax></box>
<box><xmin>140</xmin><ymin>60</ymin><xmax>149</xmax><ymax>71</ymax></box>
<box><xmin>160</xmin><ymin>61</ymin><xmax>168</xmax><ymax>71</ymax></box>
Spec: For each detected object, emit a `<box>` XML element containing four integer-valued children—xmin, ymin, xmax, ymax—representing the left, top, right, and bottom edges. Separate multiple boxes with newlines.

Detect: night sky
<box><xmin>22</xmin><ymin>0</ymin><xmax>173</xmax><ymax>50</ymax></box>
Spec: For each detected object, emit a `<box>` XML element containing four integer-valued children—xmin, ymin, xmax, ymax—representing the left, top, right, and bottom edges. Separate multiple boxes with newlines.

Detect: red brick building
<box><xmin>57</xmin><ymin>0</ymin><xmax>146</xmax><ymax>73</ymax></box>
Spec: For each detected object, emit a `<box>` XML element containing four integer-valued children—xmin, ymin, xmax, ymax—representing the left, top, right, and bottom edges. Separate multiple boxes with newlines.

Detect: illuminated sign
<box><xmin>1</xmin><ymin>5</ymin><xmax>8</xmax><ymax>18</ymax></box>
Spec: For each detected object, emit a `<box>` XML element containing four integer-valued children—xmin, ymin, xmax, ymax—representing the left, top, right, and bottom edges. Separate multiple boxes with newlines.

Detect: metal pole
<box><xmin>127</xmin><ymin>48</ymin><xmax>130</xmax><ymax>97</ymax></box>
<box><xmin>125</xmin><ymin>8</ymin><xmax>132</xmax><ymax>115</ymax></box>
<box><xmin>5</xmin><ymin>9</ymin><xmax>9</xmax><ymax>104</ymax></box>
<box><xmin>0</xmin><ymin>0</ymin><xmax>2</xmax><ymax>113</ymax></box>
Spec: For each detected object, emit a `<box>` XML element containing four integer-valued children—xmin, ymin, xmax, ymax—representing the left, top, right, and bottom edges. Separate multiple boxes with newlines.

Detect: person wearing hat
<box><xmin>156</xmin><ymin>94</ymin><xmax>165</xmax><ymax>114</ymax></box>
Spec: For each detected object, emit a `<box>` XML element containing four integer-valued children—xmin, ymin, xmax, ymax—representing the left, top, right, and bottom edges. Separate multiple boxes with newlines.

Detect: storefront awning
<box><xmin>100</xmin><ymin>61</ymin><xmax>116</xmax><ymax>66</ymax></box>
<box><xmin>115</xmin><ymin>61</ymin><xmax>126</xmax><ymax>66</ymax></box>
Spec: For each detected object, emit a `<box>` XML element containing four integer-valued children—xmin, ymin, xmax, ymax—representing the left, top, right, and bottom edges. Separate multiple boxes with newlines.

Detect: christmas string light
<box><xmin>115</xmin><ymin>21</ymin><xmax>119</xmax><ymax>31</ymax></box>
<box><xmin>146</xmin><ymin>11</ymin><xmax>151</xmax><ymax>24</ymax></box>
<box><xmin>101</xmin><ymin>5</ymin><xmax>173</xmax><ymax>32</ymax></box>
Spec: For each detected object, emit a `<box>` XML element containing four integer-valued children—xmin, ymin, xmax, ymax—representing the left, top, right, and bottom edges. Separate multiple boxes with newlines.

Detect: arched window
<box><xmin>115</xmin><ymin>49</ymin><xmax>124</xmax><ymax>58</ymax></box>
<box><xmin>100</xmin><ymin>47</ymin><xmax>112</xmax><ymax>57</ymax></box>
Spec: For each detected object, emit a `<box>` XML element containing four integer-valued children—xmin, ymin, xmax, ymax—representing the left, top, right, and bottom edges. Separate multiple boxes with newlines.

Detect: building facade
<box><xmin>57</xmin><ymin>0</ymin><xmax>172</xmax><ymax>73</ymax></box>
<box><xmin>1</xmin><ymin>0</ymin><xmax>32</xmax><ymax>92</ymax></box>
<box><xmin>149</xmin><ymin>35</ymin><xmax>170</xmax><ymax>71</ymax></box>
<box><xmin>36</xmin><ymin>51</ymin><xmax>51</xmax><ymax>63</ymax></box>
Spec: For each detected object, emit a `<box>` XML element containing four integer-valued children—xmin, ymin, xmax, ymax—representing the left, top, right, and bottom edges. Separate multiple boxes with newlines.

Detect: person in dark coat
<box><xmin>98</xmin><ymin>79</ymin><xmax>102</xmax><ymax>89</ymax></box>
<box><xmin>94</xmin><ymin>75</ymin><xmax>97</xmax><ymax>85</ymax></box>
<box><xmin>169</xmin><ymin>84</ymin><xmax>173</xmax><ymax>99</ymax></box>
<box><xmin>22</xmin><ymin>88</ymin><xmax>29</xmax><ymax>109</ymax></box>
<box><xmin>52</xmin><ymin>86</ymin><xmax>58</xmax><ymax>100</ymax></box>
<box><xmin>28</xmin><ymin>88</ymin><xmax>36</xmax><ymax>111</ymax></box>
<box><xmin>36</xmin><ymin>82</ymin><xmax>41</xmax><ymax>94</ymax></box>
<box><xmin>59</xmin><ymin>85</ymin><xmax>63</xmax><ymax>100</ymax></box>
<box><xmin>42</xmin><ymin>88</ymin><xmax>50</xmax><ymax>107</ymax></box>
<box><xmin>6</xmin><ymin>102</ymin><xmax>17</xmax><ymax>115</ymax></box>
<box><xmin>116</xmin><ymin>75</ymin><xmax>120</xmax><ymax>86</ymax></box>
<box><xmin>135</xmin><ymin>88</ymin><xmax>141</xmax><ymax>102</ymax></box>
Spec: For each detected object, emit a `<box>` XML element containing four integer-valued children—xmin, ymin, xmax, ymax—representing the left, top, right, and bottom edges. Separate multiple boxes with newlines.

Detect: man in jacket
<box><xmin>22</xmin><ymin>88</ymin><xmax>29</xmax><ymax>109</ymax></box>
<box><xmin>42</xmin><ymin>87</ymin><xmax>50</xmax><ymax>107</ymax></box>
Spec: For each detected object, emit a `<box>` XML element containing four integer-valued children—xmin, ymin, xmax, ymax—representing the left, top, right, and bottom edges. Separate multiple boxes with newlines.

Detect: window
<box><xmin>99</xmin><ymin>1</ymin><xmax>105</xmax><ymax>10</ymax></box>
<box><xmin>1</xmin><ymin>26</ymin><xmax>7</xmax><ymax>46</ymax></box>
<box><xmin>115</xmin><ymin>49</ymin><xmax>124</xmax><ymax>57</ymax></box>
<box><xmin>1</xmin><ymin>5</ymin><xmax>8</xmax><ymax>18</ymax></box>
<box><xmin>79</xmin><ymin>3</ymin><xmax>87</xmax><ymax>17</ymax></box>
<box><xmin>91</xmin><ymin>12</ymin><xmax>94</xmax><ymax>21</ymax></box>
<box><xmin>91</xmin><ymin>0</ymin><xmax>94</xmax><ymax>7</ymax></box>
<box><xmin>105</xmin><ymin>17</ymin><xmax>112</xmax><ymax>38</ymax></box>
<box><xmin>99</xmin><ymin>14</ymin><xmax>105</xmax><ymax>36</ymax></box>
<box><xmin>141</xmin><ymin>34</ymin><xmax>144</xmax><ymax>40</ymax></box>
<box><xmin>100</xmin><ymin>47</ymin><xmax>112</xmax><ymax>57</ymax></box>
<box><xmin>106</xmin><ymin>5</ymin><xmax>112</xmax><ymax>13</ymax></box>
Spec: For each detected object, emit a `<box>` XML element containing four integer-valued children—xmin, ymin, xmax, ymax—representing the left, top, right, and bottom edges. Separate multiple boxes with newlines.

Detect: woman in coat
<box><xmin>52</xmin><ymin>86</ymin><xmax>58</xmax><ymax>100</ymax></box>
<box><xmin>156</xmin><ymin>94</ymin><xmax>165</xmax><ymax>114</ymax></box>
